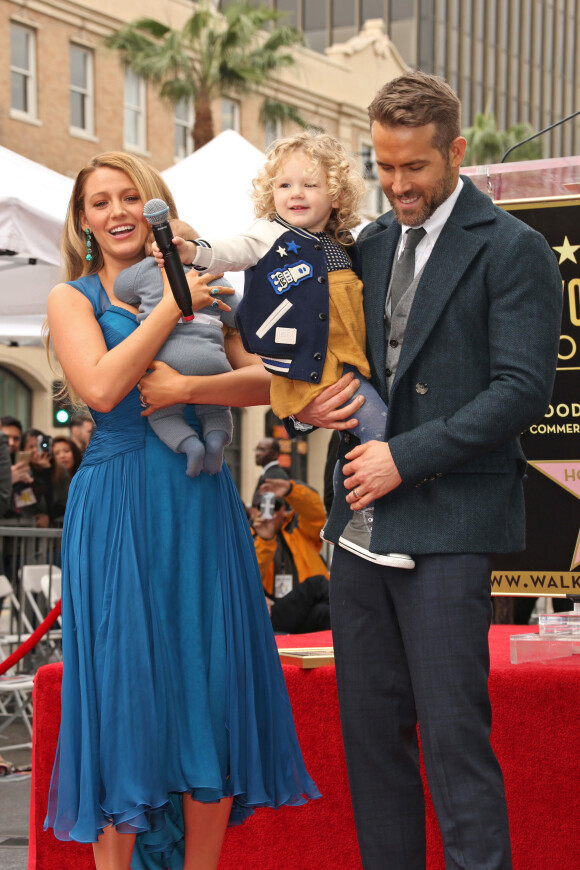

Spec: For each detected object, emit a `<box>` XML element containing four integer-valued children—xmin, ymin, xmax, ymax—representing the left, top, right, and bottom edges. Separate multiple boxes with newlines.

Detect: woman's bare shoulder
<box><xmin>48</xmin><ymin>281</ymin><xmax>92</xmax><ymax>305</ymax></box>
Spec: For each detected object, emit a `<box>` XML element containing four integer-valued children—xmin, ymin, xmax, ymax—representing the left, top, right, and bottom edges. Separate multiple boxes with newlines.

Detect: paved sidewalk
<box><xmin>0</xmin><ymin>722</ymin><xmax>31</xmax><ymax>870</ymax></box>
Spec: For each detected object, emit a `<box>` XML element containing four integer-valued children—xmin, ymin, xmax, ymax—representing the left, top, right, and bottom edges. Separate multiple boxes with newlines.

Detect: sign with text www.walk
<box><xmin>492</xmin><ymin>197</ymin><xmax>580</xmax><ymax>597</ymax></box>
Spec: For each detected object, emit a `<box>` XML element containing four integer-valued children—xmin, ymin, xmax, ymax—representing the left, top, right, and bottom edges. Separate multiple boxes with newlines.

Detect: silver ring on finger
<box><xmin>210</xmin><ymin>287</ymin><xmax>220</xmax><ymax>296</ymax></box>
<box><xmin>353</xmin><ymin>488</ymin><xmax>359</xmax><ymax>499</ymax></box>
<box><xmin>140</xmin><ymin>395</ymin><xmax>148</xmax><ymax>408</ymax></box>
<box><xmin>211</xmin><ymin>299</ymin><xmax>220</xmax><ymax>309</ymax></box>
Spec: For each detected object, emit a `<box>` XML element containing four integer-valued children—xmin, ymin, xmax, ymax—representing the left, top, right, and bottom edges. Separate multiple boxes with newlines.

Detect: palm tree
<box><xmin>463</xmin><ymin>112</ymin><xmax>543</xmax><ymax>165</ymax></box>
<box><xmin>106</xmin><ymin>0</ymin><xmax>305</xmax><ymax>151</ymax></box>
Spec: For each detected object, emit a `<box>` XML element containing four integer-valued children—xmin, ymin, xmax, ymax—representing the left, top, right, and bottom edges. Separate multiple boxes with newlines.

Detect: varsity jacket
<box><xmin>192</xmin><ymin>217</ymin><xmax>360</xmax><ymax>383</ymax></box>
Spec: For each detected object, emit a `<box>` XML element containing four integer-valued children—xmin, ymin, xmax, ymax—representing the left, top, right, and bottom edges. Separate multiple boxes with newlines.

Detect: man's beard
<box><xmin>386</xmin><ymin>159</ymin><xmax>455</xmax><ymax>227</ymax></box>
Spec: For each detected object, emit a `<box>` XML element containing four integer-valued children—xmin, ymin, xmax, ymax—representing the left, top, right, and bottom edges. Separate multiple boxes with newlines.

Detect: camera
<box><xmin>37</xmin><ymin>434</ymin><xmax>53</xmax><ymax>456</ymax></box>
<box><xmin>255</xmin><ymin>491</ymin><xmax>285</xmax><ymax>520</ymax></box>
<box><xmin>259</xmin><ymin>491</ymin><xmax>277</xmax><ymax>520</ymax></box>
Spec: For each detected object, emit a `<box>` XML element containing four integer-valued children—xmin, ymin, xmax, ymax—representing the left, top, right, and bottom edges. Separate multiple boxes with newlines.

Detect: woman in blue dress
<box><xmin>43</xmin><ymin>152</ymin><xmax>319</xmax><ymax>870</ymax></box>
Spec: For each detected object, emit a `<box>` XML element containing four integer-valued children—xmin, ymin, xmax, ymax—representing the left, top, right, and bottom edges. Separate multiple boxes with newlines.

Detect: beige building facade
<box><xmin>1</xmin><ymin>0</ymin><xmax>407</xmax><ymax>501</ymax></box>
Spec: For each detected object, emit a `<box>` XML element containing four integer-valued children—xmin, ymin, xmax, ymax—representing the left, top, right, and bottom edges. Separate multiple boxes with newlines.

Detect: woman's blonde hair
<box><xmin>251</xmin><ymin>130</ymin><xmax>366</xmax><ymax>245</ymax></box>
<box><xmin>62</xmin><ymin>151</ymin><xmax>179</xmax><ymax>281</ymax></box>
<box><xmin>46</xmin><ymin>152</ymin><xmax>179</xmax><ymax>403</ymax></box>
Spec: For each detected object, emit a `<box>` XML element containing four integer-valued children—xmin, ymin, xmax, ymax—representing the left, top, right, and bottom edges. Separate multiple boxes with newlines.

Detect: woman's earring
<box><xmin>85</xmin><ymin>228</ymin><xmax>93</xmax><ymax>262</ymax></box>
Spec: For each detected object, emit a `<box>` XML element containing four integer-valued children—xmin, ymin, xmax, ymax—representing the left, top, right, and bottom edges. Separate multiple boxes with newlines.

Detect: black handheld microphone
<box><xmin>143</xmin><ymin>199</ymin><xmax>195</xmax><ymax>321</ymax></box>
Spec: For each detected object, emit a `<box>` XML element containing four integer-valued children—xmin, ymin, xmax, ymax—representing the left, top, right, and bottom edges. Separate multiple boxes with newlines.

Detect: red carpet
<box><xmin>29</xmin><ymin>627</ymin><xmax>579</xmax><ymax>869</ymax></box>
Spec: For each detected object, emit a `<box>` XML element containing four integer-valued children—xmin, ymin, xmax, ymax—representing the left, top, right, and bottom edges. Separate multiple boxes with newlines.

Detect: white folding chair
<box><xmin>20</xmin><ymin>565</ymin><xmax>62</xmax><ymax>659</ymax></box>
<box><xmin>39</xmin><ymin>569</ymin><xmax>62</xmax><ymax>609</ymax></box>
<box><xmin>0</xmin><ymin>575</ymin><xmax>34</xmax><ymax>750</ymax></box>
<box><xmin>0</xmin><ymin>673</ymin><xmax>34</xmax><ymax>751</ymax></box>
<box><xmin>0</xmin><ymin>573</ymin><xmax>35</xmax><ymax>645</ymax></box>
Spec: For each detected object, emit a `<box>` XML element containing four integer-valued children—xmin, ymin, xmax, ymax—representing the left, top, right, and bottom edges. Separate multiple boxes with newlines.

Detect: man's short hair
<box><xmin>1</xmin><ymin>415</ymin><xmax>22</xmax><ymax>431</ymax></box>
<box><xmin>70</xmin><ymin>414</ymin><xmax>92</xmax><ymax>428</ymax></box>
<box><xmin>368</xmin><ymin>71</ymin><xmax>461</xmax><ymax>157</ymax></box>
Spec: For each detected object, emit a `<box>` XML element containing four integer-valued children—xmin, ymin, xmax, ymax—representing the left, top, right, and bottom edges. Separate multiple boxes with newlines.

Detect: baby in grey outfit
<box><xmin>115</xmin><ymin>232</ymin><xmax>240</xmax><ymax>477</ymax></box>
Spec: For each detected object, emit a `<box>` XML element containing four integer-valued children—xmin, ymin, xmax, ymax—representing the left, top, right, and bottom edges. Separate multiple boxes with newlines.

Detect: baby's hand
<box><xmin>151</xmin><ymin>236</ymin><xmax>196</xmax><ymax>268</ymax></box>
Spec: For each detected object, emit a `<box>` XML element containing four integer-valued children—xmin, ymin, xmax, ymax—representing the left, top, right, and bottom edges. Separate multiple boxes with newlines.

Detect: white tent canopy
<box><xmin>0</xmin><ymin>145</ymin><xmax>74</xmax><ymax>344</ymax></box>
<box><xmin>0</xmin><ymin>144</ymin><xmax>74</xmax><ymax>264</ymax></box>
<box><xmin>162</xmin><ymin>129</ymin><xmax>264</xmax><ymax>239</ymax></box>
<box><xmin>0</xmin><ymin>132</ymin><xmax>264</xmax><ymax>344</ymax></box>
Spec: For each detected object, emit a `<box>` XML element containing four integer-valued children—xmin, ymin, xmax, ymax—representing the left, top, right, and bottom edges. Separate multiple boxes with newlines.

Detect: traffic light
<box><xmin>52</xmin><ymin>381</ymin><xmax>71</xmax><ymax>428</ymax></box>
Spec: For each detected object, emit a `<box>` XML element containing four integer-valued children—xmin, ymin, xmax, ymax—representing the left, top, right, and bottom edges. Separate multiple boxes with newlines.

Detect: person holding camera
<box><xmin>250</xmin><ymin>477</ymin><xmax>330</xmax><ymax>634</ymax></box>
<box><xmin>21</xmin><ymin>428</ymin><xmax>70</xmax><ymax>527</ymax></box>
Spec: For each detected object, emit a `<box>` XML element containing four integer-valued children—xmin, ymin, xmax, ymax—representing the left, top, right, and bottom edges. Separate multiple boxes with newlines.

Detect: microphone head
<box><xmin>143</xmin><ymin>198</ymin><xmax>170</xmax><ymax>227</ymax></box>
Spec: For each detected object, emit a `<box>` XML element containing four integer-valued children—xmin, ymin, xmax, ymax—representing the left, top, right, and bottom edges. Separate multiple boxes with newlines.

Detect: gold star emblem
<box><xmin>529</xmin><ymin>461</ymin><xmax>580</xmax><ymax>569</ymax></box>
<box><xmin>552</xmin><ymin>236</ymin><xmax>580</xmax><ymax>265</ymax></box>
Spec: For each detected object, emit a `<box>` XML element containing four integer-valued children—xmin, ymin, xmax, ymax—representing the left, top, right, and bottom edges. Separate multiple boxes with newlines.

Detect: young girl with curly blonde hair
<box><xmin>158</xmin><ymin>130</ymin><xmax>413</xmax><ymax>569</ymax></box>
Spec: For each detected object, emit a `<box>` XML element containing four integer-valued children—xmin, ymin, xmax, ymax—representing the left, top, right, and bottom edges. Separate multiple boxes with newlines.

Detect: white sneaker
<box><xmin>338</xmin><ymin>508</ymin><xmax>415</xmax><ymax>569</ymax></box>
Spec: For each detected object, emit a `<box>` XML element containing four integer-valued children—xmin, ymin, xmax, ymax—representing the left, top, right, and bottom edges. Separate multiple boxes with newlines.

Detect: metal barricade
<box><xmin>0</xmin><ymin>526</ymin><xmax>63</xmax><ymax>669</ymax></box>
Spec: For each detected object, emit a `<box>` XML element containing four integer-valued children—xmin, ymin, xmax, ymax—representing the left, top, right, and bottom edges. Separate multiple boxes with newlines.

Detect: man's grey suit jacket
<box><xmin>324</xmin><ymin>176</ymin><xmax>563</xmax><ymax>556</ymax></box>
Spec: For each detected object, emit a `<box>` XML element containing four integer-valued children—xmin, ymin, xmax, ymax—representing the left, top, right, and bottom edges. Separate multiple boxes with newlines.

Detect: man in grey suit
<box><xmin>296</xmin><ymin>73</ymin><xmax>562</xmax><ymax>869</ymax></box>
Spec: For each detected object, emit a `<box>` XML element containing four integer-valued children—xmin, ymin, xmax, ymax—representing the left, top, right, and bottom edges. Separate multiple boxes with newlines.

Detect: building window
<box><xmin>264</xmin><ymin>117</ymin><xmax>282</xmax><ymax>149</ymax></box>
<box><xmin>70</xmin><ymin>45</ymin><xmax>94</xmax><ymax>135</ymax></box>
<box><xmin>359</xmin><ymin>142</ymin><xmax>385</xmax><ymax>218</ymax></box>
<box><xmin>174</xmin><ymin>99</ymin><xmax>194</xmax><ymax>161</ymax></box>
<box><xmin>221</xmin><ymin>98</ymin><xmax>240</xmax><ymax>133</ymax></box>
<box><xmin>362</xmin><ymin>0</ymin><xmax>385</xmax><ymax>18</ymax></box>
<box><xmin>304</xmin><ymin>4</ymin><xmax>328</xmax><ymax>53</ymax></box>
<box><xmin>10</xmin><ymin>23</ymin><xmax>37</xmax><ymax>118</ymax></box>
<box><xmin>0</xmin><ymin>366</ymin><xmax>32</xmax><ymax>429</ymax></box>
<box><xmin>332</xmin><ymin>0</ymin><xmax>356</xmax><ymax>45</ymax></box>
<box><xmin>124</xmin><ymin>68</ymin><xmax>146</xmax><ymax>150</ymax></box>
<box><xmin>276</xmin><ymin>0</ymin><xmax>299</xmax><ymax>29</ymax></box>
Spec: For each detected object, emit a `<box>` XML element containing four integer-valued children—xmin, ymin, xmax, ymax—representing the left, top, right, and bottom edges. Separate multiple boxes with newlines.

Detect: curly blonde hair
<box><xmin>251</xmin><ymin>130</ymin><xmax>366</xmax><ymax>245</ymax></box>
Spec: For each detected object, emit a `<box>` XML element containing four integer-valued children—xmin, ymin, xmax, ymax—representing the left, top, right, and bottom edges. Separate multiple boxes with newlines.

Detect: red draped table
<box><xmin>29</xmin><ymin>626</ymin><xmax>579</xmax><ymax>869</ymax></box>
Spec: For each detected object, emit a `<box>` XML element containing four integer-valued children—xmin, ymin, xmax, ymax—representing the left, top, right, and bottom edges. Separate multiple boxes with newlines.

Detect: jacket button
<box><xmin>386</xmin><ymin>368</ymin><xmax>392</xmax><ymax>377</ymax></box>
<box><xmin>313</xmin><ymin>352</ymin><xmax>322</xmax><ymax>361</ymax></box>
<box><xmin>390</xmin><ymin>339</ymin><xmax>398</xmax><ymax>348</ymax></box>
<box><xmin>415</xmin><ymin>382</ymin><xmax>428</xmax><ymax>394</ymax></box>
<box><xmin>317</xmin><ymin>276</ymin><xmax>326</xmax><ymax>284</ymax></box>
<box><xmin>314</xmin><ymin>244</ymin><xmax>322</xmax><ymax>251</ymax></box>
<box><xmin>318</xmin><ymin>312</ymin><xmax>327</xmax><ymax>321</ymax></box>
<box><xmin>310</xmin><ymin>372</ymin><xmax>319</xmax><ymax>381</ymax></box>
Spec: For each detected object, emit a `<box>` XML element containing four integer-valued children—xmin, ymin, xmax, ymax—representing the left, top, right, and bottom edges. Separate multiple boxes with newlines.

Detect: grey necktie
<box><xmin>390</xmin><ymin>227</ymin><xmax>426</xmax><ymax>313</ymax></box>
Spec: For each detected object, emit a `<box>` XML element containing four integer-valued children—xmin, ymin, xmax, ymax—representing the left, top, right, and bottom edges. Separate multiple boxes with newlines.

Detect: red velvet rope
<box><xmin>0</xmin><ymin>600</ymin><xmax>62</xmax><ymax>676</ymax></box>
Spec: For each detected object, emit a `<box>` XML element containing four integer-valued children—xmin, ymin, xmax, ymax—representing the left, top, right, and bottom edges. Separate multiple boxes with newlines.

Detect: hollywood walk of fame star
<box><xmin>552</xmin><ymin>236</ymin><xmax>580</xmax><ymax>265</ymax></box>
<box><xmin>529</xmin><ymin>460</ymin><xmax>580</xmax><ymax>569</ymax></box>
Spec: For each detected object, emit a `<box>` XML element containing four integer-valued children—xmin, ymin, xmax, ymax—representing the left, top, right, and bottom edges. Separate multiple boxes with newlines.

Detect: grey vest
<box><xmin>384</xmin><ymin>262</ymin><xmax>426</xmax><ymax>395</ymax></box>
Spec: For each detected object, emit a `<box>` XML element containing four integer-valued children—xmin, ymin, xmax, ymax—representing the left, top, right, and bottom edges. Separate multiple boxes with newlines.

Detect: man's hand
<box><xmin>342</xmin><ymin>441</ymin><xmax>403</xmax><ymax>509</ymax></box>
<box><xmin>296</xmin><ymin>371</ymin><xmax>364</xmax><ymax>430</ymax></box>
<box><xmin>138</xmin><ymin>361</ymin><xmax>187</xmax><ymax>414</ymax></box>
<box><xmin>259</xmin><ymin>478</ymin><xmax>292</xmax><ymax>499</ymax></box>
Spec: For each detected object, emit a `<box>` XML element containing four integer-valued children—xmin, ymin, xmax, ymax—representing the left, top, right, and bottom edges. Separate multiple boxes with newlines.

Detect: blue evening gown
<box><xmin>44</xmin><ymin>274</ymin><xmax>320</xmax><ymax>868</ymax></box>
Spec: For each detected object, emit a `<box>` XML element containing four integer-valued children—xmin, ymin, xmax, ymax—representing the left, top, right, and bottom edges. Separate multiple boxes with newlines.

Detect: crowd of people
<box><xmin>0</xmin><ymin>414</ymin><xmax>93</xmax><ymax>527</ymax></box>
